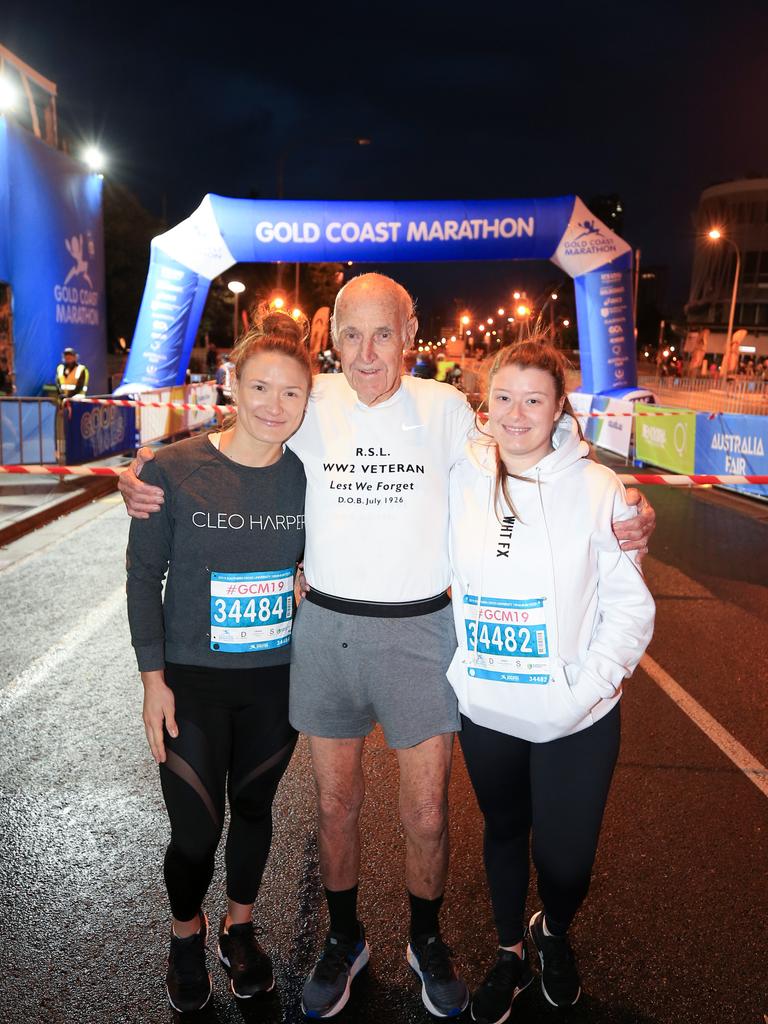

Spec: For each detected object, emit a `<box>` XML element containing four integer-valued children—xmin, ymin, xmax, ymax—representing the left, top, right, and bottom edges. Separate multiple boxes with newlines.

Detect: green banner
<box><xmin>635</xmin><ymin>405</ymin><xmax>696</xmax><ymax>474</ymax></box>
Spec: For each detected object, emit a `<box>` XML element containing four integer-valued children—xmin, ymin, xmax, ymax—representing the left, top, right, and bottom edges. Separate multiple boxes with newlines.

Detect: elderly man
<box><xmin>119</xmin><ymin>273</ymin><xmax>654</xmax><ymax>1019</ymax></box>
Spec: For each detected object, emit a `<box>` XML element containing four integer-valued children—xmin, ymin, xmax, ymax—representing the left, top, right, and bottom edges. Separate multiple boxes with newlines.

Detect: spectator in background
<box><xmin>0</xmin><ymin>354</ymin><xmax>13</xmax><ymax>395</ymax></box>
<box><xmin>205</xmin><ymin>337</ymin><xmax>218</xmax><ymax>377</ymax></box>
<box><xmin>55</xmin><ymin>348</ymin><xmax>89</xmax><ymax>400</ymax></box>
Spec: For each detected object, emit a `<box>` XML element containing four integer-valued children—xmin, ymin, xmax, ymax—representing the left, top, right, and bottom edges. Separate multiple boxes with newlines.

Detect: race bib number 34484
<box><xmin>464</xmin><ymin>595</ymin><xmax>550</xmax><ymax>684</ymax></box>
<box><xmin>211</xmin><ymin>569</ymin><xmax>293</xmax><ymax>653</ymax></box>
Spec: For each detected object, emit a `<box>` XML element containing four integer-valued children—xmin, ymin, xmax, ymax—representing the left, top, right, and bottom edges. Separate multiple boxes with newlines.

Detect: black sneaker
<box><xmin>301</xmin><ymin>926</ymin><xmax>370</xmax><ymax>1018</ymax></box>
<box><xmin>217</xmin><ymin>916</ymin><xmax>275</xmax><ymax>998</ymax></box>
<box><xmin>166</xmin><ymin>911</ymin><xmax>212</xmax><ymax>1013</ymax></box>
<box><xmin>470</xmin><ymin>947</ymin><xmax>533</xmax><ymax>1024</ymax></box>
<box><xmin>407</xmin><ymin>933</ymin><xmax>469</xmax><ymax>1018</ymax></box>
<box><xmin>528</xmin><ymin>911</ymin><xmax>581</xmax><ymax>1007</ymax></box>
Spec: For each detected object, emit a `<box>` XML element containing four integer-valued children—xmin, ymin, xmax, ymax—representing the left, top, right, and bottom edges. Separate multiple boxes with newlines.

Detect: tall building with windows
<box><xmin>686</xmin><ymin>178</ymin><xmax>768</xmax><ymax>360</ymax></box>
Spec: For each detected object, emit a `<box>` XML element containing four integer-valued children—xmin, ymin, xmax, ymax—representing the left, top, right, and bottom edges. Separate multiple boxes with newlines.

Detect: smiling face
<box><xmin>230</xmin><ymin>350</ymin><xmax>309</xmax><ymax>449</ymax></box>
<box><xmin>333</xmin><ymin>277</ymin><xmax>417</xmax><ymax>406</ymax></box>
<box><xmin>487</xmin><ymin>364</ymin><xmax>565</xmax><ymax>473</ymax></box>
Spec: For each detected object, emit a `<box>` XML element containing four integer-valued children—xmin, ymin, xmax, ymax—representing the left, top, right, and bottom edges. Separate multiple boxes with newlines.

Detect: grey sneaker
<box><xmin>301</xmin><ymin>927</ymin><xmax>370</xmax><ymax>1018</ymax></box>
<box><xmin>406</xmin><ymin>933</ymin><xmax>469</xmax><ymax>1018</ymax></box>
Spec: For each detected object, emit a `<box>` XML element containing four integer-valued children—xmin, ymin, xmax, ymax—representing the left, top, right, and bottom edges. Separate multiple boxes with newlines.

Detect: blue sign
<box><xmin>575</xmin><ymin>250</ymin><xmax>637</xmax><ymax>393</ymax></box>
<box><xmin>0</xmin><ymin>117</ymin><xmax>107</xmax><ymax>396</ymax></box>
<box><xmin>120</xmin><ymin>193</ymin><xmax>636</xmax><ymax>395</ymax></box>
<box><xmin>694</xmin><ymin>413</ymin><xmax>768</xmax><ymax>499</ymax></box>
<box><xmin>64</xmin><ymin>401</ymin><xmax>136</xmax><ymax>463</ymax></box>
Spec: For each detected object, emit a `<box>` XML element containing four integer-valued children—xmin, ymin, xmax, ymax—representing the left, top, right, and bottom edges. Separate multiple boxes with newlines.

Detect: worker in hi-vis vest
<box><xmin>55</xmin><ymin>347</ymin><xmax>89</xmax><ymax>400</ymax></box>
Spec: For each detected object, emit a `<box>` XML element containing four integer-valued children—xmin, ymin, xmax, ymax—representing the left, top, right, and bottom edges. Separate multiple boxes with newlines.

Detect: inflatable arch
<box><xmin>119</xmin><ymin>195</ymin><xmax>636</xmax><ymax>395</ymax></box>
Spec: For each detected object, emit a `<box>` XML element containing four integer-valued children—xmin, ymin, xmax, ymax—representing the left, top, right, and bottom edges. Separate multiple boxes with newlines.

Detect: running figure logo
<box><xmin>571</xmin><ymin>219</ymin><xmax>604</xmax><ymax>242</ymax></box>
<box><xmin>64</xmin><ymin>234</ymin><xmax>94</xmax><ymax>287</ymax></box>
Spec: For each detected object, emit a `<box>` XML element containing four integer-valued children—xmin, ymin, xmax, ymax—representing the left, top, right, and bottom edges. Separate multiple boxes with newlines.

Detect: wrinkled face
<box><xmin>334</xmin><ymin>284</ymin><xmax>416</xmax><ymax>406</ymax></box>
<box><xmin>488</xmin><ymin>365</ymin><xmax>565</xmax><ymax>471</ymax></box>
<box><xmin>231</xmin><ymin>351</ymin><xmax>309</xmax><ymax>446</ymax></box>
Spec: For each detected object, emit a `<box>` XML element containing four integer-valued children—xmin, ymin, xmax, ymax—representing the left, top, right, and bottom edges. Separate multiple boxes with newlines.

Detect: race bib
<box><xmin>210</xmin><ymin>568</ymin><xmax>294</xmax><ymax>653</ymax></box>
<box><xmin>464</xmin><ymin>595</ymin><xmax>550</xmax><ymax>684</ymax></box>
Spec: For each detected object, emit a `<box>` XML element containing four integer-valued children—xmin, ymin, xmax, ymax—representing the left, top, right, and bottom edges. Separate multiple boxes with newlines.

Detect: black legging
<box><xmin>160</xmin><ymin>662</ymin><xmax>297</xmax><ymax>922</ymax></box>
<box><xmin>458</xmin><ymin>703</ymin><xmax>620</xmax><ymax>946</ymax></box>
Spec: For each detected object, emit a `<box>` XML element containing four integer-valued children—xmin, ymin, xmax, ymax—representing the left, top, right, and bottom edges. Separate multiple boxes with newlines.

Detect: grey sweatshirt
<box><xmin>126</xmin><ymin>433</ymin><xmax>305</xmax><ymax>672</ymax></box>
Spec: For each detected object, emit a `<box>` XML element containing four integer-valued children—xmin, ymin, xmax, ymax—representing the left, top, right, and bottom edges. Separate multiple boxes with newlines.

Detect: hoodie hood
<box><xmin>467</xmin><ymin>413</ymin><xmax>589</xmax><ymax>479</ymax></box>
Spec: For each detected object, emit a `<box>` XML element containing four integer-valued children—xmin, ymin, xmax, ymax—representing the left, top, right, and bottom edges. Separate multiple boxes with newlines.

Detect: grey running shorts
<box><xmin>289</xmin><ymin>598</ymin><xmax>460</xmax><ymax>749</ymax></box>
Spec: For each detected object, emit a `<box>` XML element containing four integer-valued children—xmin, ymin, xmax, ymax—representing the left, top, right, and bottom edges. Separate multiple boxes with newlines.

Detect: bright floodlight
<box><xmin>708</xmin><ymin>228</ymin><xmax>722</xmax><ymax>240</ymax></box>
<box><xmin>497</xmin><ymin>307</ymin><xmax>505</xmax><ymax>316</ymax></box>
<box><xmin>460</xmin><ymin>315</ymin><xmax>470</xmax><ymax>325</ymax></box>
<box><xmin>83</xmin><ymin>146</ymin><xmax>105</xmax><ymax>172</ymax></box>
<box><xmin>516</xmin><ymin>304</ymin><xmax>530</xmax><ymax>317</ymax></box>
<box><xmin>513</xmin><ymin>291</ymin><xmax>521</xmax><ymax>300</ymax></box>
<box><xmin>291</xmin><ymin>307</ymin><xmax>302</xmax><ymax>319</ymax></box>
<box><xmin>271</xmin><ymin>295</ymin><xmax>285</xmax><ymax>309</ymax></box>
<box><xmin>562</xmin><ymin>318</ymin><xmax>570</xmax><ymax>327</ymax></box>
<box><xmin>551</xmin><ymin>292</ymin><xmax>558</xmax><ymax>300</ymax></box>
<box><xmin>0</xmin><ymin>76</ymin><xmax>18</xmax><ymax>112</ymax></box>
<box><xmin>227</xmin><ymin>280</ymin><xmax>245</xmax><ymax>294</ymax></box>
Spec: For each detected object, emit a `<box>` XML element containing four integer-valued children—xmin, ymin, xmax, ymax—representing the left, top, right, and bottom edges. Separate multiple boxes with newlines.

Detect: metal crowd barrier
<box><xmin>0</xmin><ymin>397</ymin><xmax>59</xmax><ymax>465</ymax></box>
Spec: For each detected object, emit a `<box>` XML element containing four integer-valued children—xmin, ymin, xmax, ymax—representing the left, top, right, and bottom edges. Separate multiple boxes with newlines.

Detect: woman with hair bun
<box><xmin>447</xmin><ymin>340</ymin><xmax>655</xmax><ymax>1023</ymax></box>
<box><xmin>126</xmin><ymin>309</ymin><xmax>311</xmax><ymax>1012</ymax></box>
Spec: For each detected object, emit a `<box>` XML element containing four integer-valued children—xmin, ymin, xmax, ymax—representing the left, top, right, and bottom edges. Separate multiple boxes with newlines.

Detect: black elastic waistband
<box><xmin>304</xmin><ymin>587</ymin><xmax>450</xmax><ymax>618</ymax></box>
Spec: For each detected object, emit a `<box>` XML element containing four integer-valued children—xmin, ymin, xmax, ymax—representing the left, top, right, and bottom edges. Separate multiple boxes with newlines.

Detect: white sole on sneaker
<box><xmin>529</xmin><ymin>911</ymin><xmax>581</xmax><ymax>1008</ymax></box>
<box><xmin>165</xmin><ymin>973</ymin><xmax>212</xmax><ymax>1014</ymax></box>
<box><xmin>470</xmin><ymin>970</ymin><xmax>534</xmax><ymax>1024</ymax></box>
<box><xmin>406</xmin><ymin>943</ymin><xmax>469</xmax><ymax>1019</ymax></box>
<box><xmin>301</xmin><ymin>941</ymin><xmax>370</xmax><ymax>1019</ymax></box>
<box><xmin>216</xmin><ymin>944</ymin><xmax>276</xmax><ymax>997</ymax></box>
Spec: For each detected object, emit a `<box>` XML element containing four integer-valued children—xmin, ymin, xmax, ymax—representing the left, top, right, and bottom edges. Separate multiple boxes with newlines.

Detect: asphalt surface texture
<box><xmin>0</xmin><ymin>473</ymin><xmax>766</xmax><ymax>1024</ymax></box>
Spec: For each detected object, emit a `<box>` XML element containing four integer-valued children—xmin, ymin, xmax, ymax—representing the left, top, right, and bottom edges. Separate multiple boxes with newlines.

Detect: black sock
<box><xmin>325</xmin><ymin>886</ymin><xmax>359</xmax><ymax>939</ymax></box>
<box><xmin>409</xmin><ymin>892</ymin><xmax>444</xmax><ymax>939</ymax></box>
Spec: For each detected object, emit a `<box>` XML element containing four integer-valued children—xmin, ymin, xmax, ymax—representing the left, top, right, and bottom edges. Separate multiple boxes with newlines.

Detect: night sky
<box><xmin>2</xmin><ymin>0</ymin><xmax>767</xmax><ymax>322</ymax></box>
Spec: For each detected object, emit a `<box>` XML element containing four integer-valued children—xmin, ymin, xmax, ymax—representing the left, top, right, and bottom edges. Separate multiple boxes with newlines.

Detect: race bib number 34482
<box><xmin>211</xmin><ymin>569</ymin><xmax>293</xmax><ymax>653</ymax></box>
<box><xmin>464</xmin><ymin>595</ymin><xmax>550</xmax><ymax>684</ymax></box>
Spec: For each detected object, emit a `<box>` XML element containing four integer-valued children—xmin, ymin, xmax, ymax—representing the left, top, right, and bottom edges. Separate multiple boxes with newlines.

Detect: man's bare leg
<box><xmin>397</xmin><ymin>732</ymin><xmax>467</xmax><ymax>1015</ymax></box>
<box><xmin>309</xmin><ymin>735</ymin><xmax>366</xmax><ymax>891</ymax></box>
<box><xmin>397</xmin><ymin>732</ymin><xmax>454</xmax><ymax>899</ymax></box>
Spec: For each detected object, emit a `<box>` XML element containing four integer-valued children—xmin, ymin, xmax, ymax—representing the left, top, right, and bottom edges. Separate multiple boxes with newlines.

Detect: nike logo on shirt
<box><xmin>402</xmin><ymin>424</ymin><xmax>423</xmax><ymax>431</ymax></box>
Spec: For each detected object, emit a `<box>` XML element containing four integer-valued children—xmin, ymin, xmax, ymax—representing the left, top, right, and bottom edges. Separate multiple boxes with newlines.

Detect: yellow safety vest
<box><xmin>56</xmin><ymin>363</ymin><xmax>89</xmax><ymax>396</ymax></box>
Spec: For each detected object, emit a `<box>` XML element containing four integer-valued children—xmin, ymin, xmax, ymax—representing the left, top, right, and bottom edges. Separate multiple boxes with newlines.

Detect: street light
<box><xmin>83</xmin><ymin>145</ymin><xmax>105</xmax><ymax>173</ymax></box>
<box><xmin>707</xmin><ymin>228</ymin><xmax>741</xmax><ymax>377</ymax></box>
<box><xmin>227</xmin><ymin>280</ymin><xmax>246</xmax><ymax>342</ymax></box>
<box><xmin>0</xmin><ymin>75</ymin><xmax>19</xmax><ymax>112</ymax></box>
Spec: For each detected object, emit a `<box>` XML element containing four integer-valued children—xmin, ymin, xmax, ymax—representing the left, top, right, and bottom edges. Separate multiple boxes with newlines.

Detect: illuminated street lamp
<box><xmin>0</xmin><ymin>75</ymin><xmax>19</xmax><ymax>112</ymax></box>
<box><xmin>228</xmin><ymin>280</ymin><xmax>246</xmax><ymax>342</ymax></box>
<box><xmin>270</xmin><ymin>294</ymin><xmax>286</xmax><ymax>310</ymax></box>
<box><xmin>497</xmin><ymin>307</ymin><xmax>505</xmax><ymax>316</ymax></box>
<box><xmin>513</xmin><ymin>291</ymin><xmax>521</xmax><ymax>300</ymax></box>
<box><xmin>83</xmin><ymin>145</ymin><xmax>105</xmax><ymax>173</ymax></box>
<box><xmin>516</xmin><ymin>304</ymin><xmax>530</xmax><ymax>318</ymax></box>
<box><xmin>707</xmin><ymin>228</ymin><xmax>741</xmax><ymax>377</ymax></box>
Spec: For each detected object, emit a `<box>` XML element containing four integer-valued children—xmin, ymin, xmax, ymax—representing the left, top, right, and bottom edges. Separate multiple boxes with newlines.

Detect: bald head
<box><xmin>331</xmin><ymin>273</ymin><xmax>419</xmax><ymax>407</ymax></box>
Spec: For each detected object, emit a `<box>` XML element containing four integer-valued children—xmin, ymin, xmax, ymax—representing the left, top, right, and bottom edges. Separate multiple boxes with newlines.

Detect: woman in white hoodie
<box><xmin>447</xmin><ymin>341</ymin><xmax>655</xmax><ymax>1024</ymax></box>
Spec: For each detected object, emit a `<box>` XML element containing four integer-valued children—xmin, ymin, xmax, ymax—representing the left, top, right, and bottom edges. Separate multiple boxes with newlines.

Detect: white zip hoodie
<box><xmin>447</xmin><ymin>415</ymin><xmax>655</xmax><ymax>743</ymax></box>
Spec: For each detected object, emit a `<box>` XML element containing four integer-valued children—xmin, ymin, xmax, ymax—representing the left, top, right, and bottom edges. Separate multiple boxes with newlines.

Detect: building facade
<box><xmin>686</xmin><ymin>178</ymin><xmax>768</xmax><ymax>364</ymax></box>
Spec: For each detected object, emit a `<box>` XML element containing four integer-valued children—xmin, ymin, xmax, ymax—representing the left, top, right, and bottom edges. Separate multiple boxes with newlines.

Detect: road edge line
<box><xmin>640</xmin><ymin>653</ymin><xmax>768</xmax><ymax>799</ymax></box>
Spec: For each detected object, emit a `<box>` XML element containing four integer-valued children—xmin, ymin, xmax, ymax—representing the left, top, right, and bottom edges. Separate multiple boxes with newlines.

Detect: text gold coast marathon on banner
<box><xmin>118</xmin><ymin>196</ymin><xmax>635</xmax><ymax>398</ymax></box>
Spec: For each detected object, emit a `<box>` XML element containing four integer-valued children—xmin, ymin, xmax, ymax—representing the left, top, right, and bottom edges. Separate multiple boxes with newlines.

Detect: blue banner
<box><xmin>694</xmin><ymin>413</ymin><xmax>768</xmax><ymax>499</ymax></box>
<box><xmin>575</xmin><ymin>250</ymin><xmax>637</xmax><ymax>394</ymax></box>
<box><xmin>64</xmin><ymin>401</ymin><xmax>136</xmax><ymax>463</ymax></box>
<box><xmin>121</xmin><ymin>192</ymin><xmax>636</xmax><ymax>394</ymax></box>
<box><xmin>0</xmin><ymin>117</ymin><xmax>107</xmax><ymax>396</ymax></box>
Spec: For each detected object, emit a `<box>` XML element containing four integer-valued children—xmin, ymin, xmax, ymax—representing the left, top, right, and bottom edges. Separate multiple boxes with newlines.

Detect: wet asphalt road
<box><xmin>0</xmin><ymin>483</ymin><xmax>766</xmax><ymax>1024</ymax></box>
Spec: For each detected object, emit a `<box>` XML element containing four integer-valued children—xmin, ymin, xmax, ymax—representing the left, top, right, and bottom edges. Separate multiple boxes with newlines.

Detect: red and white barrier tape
<box><xmin>64</xmin><ymin>396</ymin><xmax>234</xmax><ymax>414</ymax></box>
<box><xmin>2</xmin><ymin>465</ymin><xmax>767</xmax><ymax>486</ymax></box>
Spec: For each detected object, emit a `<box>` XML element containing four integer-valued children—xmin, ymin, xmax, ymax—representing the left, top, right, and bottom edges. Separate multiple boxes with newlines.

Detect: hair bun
<box><xmin>251</xmin><ymin>301</ymin><xmax>310</xmax><ymax>343</ymax></box>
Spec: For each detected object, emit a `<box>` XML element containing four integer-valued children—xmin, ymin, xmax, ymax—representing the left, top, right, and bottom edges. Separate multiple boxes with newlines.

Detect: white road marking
<box><xmin>641</xmin><ymin>653</ymin><xmax>768</xmax><ymax>799</ymax></box>
<box><xmin>0</xmin><ymin>586</ymin><xmax>125</xmax><ymax>717</ymax></box>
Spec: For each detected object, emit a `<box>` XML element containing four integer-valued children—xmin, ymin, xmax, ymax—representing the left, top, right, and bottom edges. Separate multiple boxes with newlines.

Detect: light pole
<box><xmin>707</xmin><ymin>228</ymin><xmax>741</xmax><ymax>377</ymax></box>
<box><xmin>227</xmin><ymin>280</ymin><xmax>245</xmax><ymax>344</ymax></box>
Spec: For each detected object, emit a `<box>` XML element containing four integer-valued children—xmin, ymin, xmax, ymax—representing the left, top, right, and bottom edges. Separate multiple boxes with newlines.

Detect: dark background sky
<box><xmin>2</xmin><ymin>0</ymin><xmax>767</xmax><ymax>325</ymax></box>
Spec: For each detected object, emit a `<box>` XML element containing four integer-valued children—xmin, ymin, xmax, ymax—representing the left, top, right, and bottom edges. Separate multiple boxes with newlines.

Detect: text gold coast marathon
<box><xmin>324</xmin><ymin>448</ymin><xmax>425</xmax><ymax>505</ymax></box>
<box><xmin>255</xmin><ymin>216</ymin><xmax>535</xmax><ymax>245</ymax></box>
